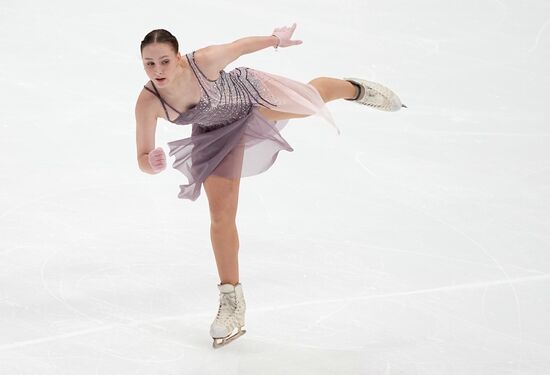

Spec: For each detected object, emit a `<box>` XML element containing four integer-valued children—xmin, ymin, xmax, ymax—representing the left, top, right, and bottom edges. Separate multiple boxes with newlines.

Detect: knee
<box><xmin>209</xmin><ymin>202</ymin><xmax>237</xmax><ymax>227</ymax></box>
<box><xmin>204</xmin><ymin>175</ymin><xmax>240</xmax><ymax>226</ymax></box>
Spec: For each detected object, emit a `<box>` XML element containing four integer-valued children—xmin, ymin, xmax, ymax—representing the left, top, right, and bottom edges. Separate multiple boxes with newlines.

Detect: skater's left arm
<box><xmin>199</xmin><ymin>36</ymin><xmax>279</xmax><ymax>69</ymax></box>
<box><xmin>199</xmin><ymin>23</ymin><xmax>302</xmax><ymax>72</ymax></box>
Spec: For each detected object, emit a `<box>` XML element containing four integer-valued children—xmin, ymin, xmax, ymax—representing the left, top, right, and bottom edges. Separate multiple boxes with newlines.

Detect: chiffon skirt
<box><xmin>166</xmin><ymin>69</ymin><xmax>338</xmax><ymax>201</ymax></box>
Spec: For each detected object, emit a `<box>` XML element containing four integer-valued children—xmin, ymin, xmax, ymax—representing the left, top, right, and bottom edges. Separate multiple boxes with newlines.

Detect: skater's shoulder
<box><xmin>137</xmin><ymin>83</ymin><xmax>159</xmax><ymax>105</ymax></box>
<box><xmin>188</xmin><ymin>47</ymin><xmax>225</xmax><ymax>81</ymax></box>
<box><xmin>136</xmin><ymin>84</ymin><xmax>163</xmax><ymax>118</ymax></box>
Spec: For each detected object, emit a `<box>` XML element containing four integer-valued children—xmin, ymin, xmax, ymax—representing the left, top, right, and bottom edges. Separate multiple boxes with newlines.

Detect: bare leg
<box><xmin>202</xmin><ymin>78</ymin><xmax>356</xmax><ymax>283</ymax></box>
<box><xmin>258</xmin><ymin>77</ymin><xmax>358</xmax><ymax>121</ymax></box>
<box><xmin>308</xmin><ymin>77</ymin><xmax>358</xmax><ymax>102</ymax></box>
<box><xmin>203</xmin><ymin>174</ymin><xmax>241</xmax><ymax>285</ymax></box>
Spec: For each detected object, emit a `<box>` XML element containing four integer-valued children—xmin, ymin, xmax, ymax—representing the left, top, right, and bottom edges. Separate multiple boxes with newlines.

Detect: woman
<box><xmin>135</xmin><ymin>23</ymin><xmax>404</xmax><ymax>348</ymax></box>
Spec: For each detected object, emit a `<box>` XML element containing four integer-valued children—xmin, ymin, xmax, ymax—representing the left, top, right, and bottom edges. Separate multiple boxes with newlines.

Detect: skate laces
<box><xmin>363</xmin><ymin>85</ymin><xmax>384</xmax><ymax>104</ymax></box>
<box><xmin>354</xmin><ymin>81</ymin><xmax>386</xmax><ymax>107</ymax></box>
<box><xmin>216</xmin><ymin>292</ymin><xmax>237</xmax><ymax>325</ymax></box>
<box><xmin>344</xmin><ymin>77</ymin><xmax>404</xmax><ymax>111</ymax></box>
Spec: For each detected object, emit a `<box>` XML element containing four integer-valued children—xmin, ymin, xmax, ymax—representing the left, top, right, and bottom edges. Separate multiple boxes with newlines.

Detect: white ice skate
<box><xmin>210</xmin><ymin>283</ymin><xmax>246</xmax><ymax>349</ymax></box>
<box><xmin>344</xmin><ymin>77</ymin><xmax>407</xmax><ymax>111</ymax></box>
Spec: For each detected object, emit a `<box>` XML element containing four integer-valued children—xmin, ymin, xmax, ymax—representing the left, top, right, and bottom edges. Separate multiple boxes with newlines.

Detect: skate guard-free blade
<box><xmin>212</xmin><ymin>328</ymin><xmax>246</xmax><ymax>349</ymax></box>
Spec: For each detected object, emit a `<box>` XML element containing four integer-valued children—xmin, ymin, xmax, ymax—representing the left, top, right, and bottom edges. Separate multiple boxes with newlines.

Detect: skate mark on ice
<box><xmin>0</xmin><ymin>311</ymin><xmax>208</xmax><ymax>353</ymax></box>
<box><xmin>528</xmin><ymin>15</ymin><xmax>550</xmax><ymax>53</ymax></box>
<box><xmin>355</xmin><ymin>152</ymin><xmax>529</xmax><ymax>364</ymax></box>
<box><xmin>361</xmin><ymin>243</ymin><xmax>549</xmax><ymax>276</ymax></box>
<box><xmin>41</xmin><ymin>256</ymin><xmax>199</xmax><ymax>330</ymax></box>
<box><xmin>255</xmin><ymin>274</ymin><xmax>548</xmax><ymax>311</ymax></box>
<box><xmin>0</xmin><ymin>182</ymin><xmax>148</xmax><ymax>220</ymax></box>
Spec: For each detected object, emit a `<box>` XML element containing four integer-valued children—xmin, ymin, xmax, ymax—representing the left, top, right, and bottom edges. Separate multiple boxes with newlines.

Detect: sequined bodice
<box><xmin>145</xmin><ymin>51</ymin><xmax>277</xmax><ymax>130</ymax></box>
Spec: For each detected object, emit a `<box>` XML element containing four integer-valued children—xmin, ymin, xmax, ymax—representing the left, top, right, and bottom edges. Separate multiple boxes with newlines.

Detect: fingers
<box><xmin>285</xmin><ymin>23</ymin><xmax>297</xmax><ymax>33</ymax></box>
<box><xmin>274</xmin><ymin>22</ymin><xmax>298</xmax><ymax>32</ymax></box>
<box><xmin>148</xmin><ymin>147</ymin><xmax>167</xmax><ymax>173</ymax></box>
<box><xmin>150</xmin><ymin>148</ymin><xmax>165</xmax><ymax>160</ymax></box>
<box><xmin>272</xmin><ymin>23</ymin><xmax>301</xmax><ymax>48</ymax></box>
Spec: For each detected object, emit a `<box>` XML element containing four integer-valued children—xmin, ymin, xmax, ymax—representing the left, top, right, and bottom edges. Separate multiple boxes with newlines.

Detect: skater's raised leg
<box><xmin>308</xmin><ymin>77</ymin><xmax>359</xmax><ymax>102</ymax></box>
<box><xmin>257</xmin><ymin>77</ymin><xmax>357</xmax><ymax>121</ymax></box>
<box><xmin>258</xmin><ymin>76</ymin><xmax>405</xmax><ymax>121</ymax></box>
<box><xmin>309</xmin><ymin>76</ymin><xmax>405</xmax><ymax>110</ymax></box>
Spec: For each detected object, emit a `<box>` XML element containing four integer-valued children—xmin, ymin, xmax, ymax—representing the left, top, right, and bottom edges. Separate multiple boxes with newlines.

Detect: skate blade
<box><xmin>212</xmin><ymin>328</ymin><xmax>246</xmax><ymax>349</ymax></box>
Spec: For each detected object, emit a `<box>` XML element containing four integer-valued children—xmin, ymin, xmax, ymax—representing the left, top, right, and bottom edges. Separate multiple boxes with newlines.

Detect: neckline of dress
<box><xmin>150</xmin><ymin>64</ymin><xmax>204</xmax><ymax>121</ymax></box>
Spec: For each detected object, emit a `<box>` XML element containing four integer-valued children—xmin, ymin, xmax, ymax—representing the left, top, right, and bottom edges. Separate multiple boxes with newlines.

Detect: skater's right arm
<box><xmin>135</xmin><ymin>90</ymin><xmax>166</xmax><ymax>174</ymax></box>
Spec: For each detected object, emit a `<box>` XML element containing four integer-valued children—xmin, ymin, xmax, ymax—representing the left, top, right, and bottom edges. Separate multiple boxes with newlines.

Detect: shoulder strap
<box><xmin>186</xmin><ymin>51</ymin><xmax>219</xmax><ymax>82</ymax></box>
<box><xmin>143</xmin><ymin>82</ymin><xmax>181</xmax><ymax>120</ymax></box>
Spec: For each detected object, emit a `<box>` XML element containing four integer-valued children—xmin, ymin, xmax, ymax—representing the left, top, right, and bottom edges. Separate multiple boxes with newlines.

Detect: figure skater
<box><xmin>135</xmin><ymin>23</ymin><xmax>405</xmax><ymax>348</ymax></box>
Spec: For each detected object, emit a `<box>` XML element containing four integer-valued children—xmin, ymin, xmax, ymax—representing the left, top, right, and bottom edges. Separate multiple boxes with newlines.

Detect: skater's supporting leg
<box><xmin>203</xmin><ymin>174</ymin><xmax>241</xmax><ymax>286</ymax></box>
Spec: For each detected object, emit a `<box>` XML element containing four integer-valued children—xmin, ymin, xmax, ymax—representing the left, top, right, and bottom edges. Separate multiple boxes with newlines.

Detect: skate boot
<box><xmin>344</xmin><ymin>77</ymin><xmax>407</xmax><ymax>111</ymax></box>
<box><xmin>210</xmin><ymin>283</ymin><xmax>246</xmax><ymax>348</ymax></box>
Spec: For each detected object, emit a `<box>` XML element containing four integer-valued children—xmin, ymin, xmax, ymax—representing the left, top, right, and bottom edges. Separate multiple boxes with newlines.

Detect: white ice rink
<box><xmin>1</xmin><ymin>0</ymin><xmax>549</xmax><ymax>374</ymax></box>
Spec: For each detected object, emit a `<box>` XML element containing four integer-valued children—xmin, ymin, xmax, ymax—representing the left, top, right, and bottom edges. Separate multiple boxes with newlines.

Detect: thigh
<box><xmin>258</xmin><ymin>106</ymin><xmax>309</xmax><ymax>122</ymax></box>
<box><xmin>203</xmin><ymin>174</ymin><xmax>241</xmax><ymax>220</ymax></box>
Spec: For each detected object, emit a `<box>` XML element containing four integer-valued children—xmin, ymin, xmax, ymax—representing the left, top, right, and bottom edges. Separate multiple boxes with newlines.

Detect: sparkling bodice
<box><xmin>145</xmin><ymin>51</ymin><xmax>278</xmax><ymax>130</ymax></box>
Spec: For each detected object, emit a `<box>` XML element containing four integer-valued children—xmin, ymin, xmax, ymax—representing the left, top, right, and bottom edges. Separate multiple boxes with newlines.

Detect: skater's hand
<box><xmin>147</xmin><ymin>147</ymin><xmax>166</xmax><ymax>173</ymax></box>
<box><xmin>272</xmin><ymin>23</ymin><xmax>302</xmax><ymax>48</ymax></box>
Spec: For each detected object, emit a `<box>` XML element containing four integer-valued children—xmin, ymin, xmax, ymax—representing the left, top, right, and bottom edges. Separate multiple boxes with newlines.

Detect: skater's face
<box><xmin>142</xmin><ymin>43</ymin><xmax>181</xmax><ymax>88</ymax></box>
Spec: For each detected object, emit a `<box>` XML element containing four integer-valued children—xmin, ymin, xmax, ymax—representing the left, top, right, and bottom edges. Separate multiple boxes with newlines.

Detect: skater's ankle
<box><xmin>345</xmin><ymin>80</ymin><xmax>362</xmax><ymax>101</ymax></box>
<box><xmin>220</xmin><ymin>280</ymin><xmax>239</xmax><ymax>286</ymax></box>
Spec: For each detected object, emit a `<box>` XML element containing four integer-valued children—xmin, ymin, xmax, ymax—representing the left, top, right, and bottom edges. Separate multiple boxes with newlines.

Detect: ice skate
<box><xmin>210</xmin><ymin>283</ymin><xmax>246</xmax><ymax>349</ymax></box>
<box><xmin>344</xmin><ymin>77</ymin><xmax>407</xmax><ymax>111</ymax></box>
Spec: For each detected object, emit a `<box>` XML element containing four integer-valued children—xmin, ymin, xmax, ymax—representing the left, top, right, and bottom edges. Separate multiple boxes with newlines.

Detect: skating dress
<box><xmin>143</xmin><ymin>51</ymin><xmax>337</xmax><ymax>200</ymax></box>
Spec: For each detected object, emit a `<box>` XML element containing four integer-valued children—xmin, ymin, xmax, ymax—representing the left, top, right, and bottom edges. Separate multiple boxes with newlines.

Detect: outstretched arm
<box><xmin>198</xmin><ymin>23</ymin><xmax>302</xmax><ymax>73</ymax></box>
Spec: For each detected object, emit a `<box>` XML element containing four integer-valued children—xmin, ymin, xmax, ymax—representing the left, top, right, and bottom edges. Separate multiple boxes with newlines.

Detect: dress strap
<box><xmin>186</xmin><ymin>51</ymin><xmax>221</xmax><ymax>82</ymax></box>
<box><xmin>143</xmin><ymin>82</ymin><xmax>182</xmax><ymax>121</ymax></box>
<box><xmin>185</xmin><ymin>51</ymin><xmax>225</xmax><ymax>106</ymax></box>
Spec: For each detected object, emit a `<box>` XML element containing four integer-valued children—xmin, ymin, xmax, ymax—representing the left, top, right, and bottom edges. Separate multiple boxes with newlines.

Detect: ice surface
<box><xmin>0</xmin><ymin>0</ymin><xmax>549</xmax><ymax>374</ymax></box>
